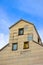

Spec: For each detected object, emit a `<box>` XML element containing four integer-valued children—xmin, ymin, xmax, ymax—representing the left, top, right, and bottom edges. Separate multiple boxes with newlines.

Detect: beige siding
<box><xmin>0</xmin><ymin>20</ymin><xmax>43</xmax><ymax>65</ymax></box>
<box><xmin>33</xmin><ymin>27</ymin><xmax>38</xmax><ymax>42</ymax></box>
<box><xmin>9</xmin><ymin>20</ymin><xmax>33</xmax><ymax>51</ymax></box>
<box><xmin>0</xmin><ymin>41</ymin><xmax>43</xmax><ymax>65</ymax></box>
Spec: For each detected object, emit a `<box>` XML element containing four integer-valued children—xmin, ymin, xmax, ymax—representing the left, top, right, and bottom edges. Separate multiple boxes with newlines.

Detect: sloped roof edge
<box><xmin>0</xmin><ymin>19</ymin><xmax>43</xmax><ymax>51</ymax></box>
<box><xmin>0</xmin><ymin>44</ymin><xmax>9</xmax><ymax>51</ymax></box>
<box><xmin>33</xmin><ymin>40</ymin><xmax>43</xmax><ymax>47</ymax></box>
<box><xmin>9</xmin><ymin>19</ymin><xmax>34</xmax><ymax>29</ymax></box>
<box><xmin>9</xmin><ymin>19</ymin><xmax>42</xmax><ymax>42</ymax></box>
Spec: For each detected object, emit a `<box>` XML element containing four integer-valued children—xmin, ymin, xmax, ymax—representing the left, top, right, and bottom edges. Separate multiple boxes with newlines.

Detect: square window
<box><xmin>23</xmin><ymin>42</ymin><xmax>29</xmax><ymax>49</ymax></box>
<box><xmin>12</xmin><ymin>43</ymin><xmax>18</xmax><ymax>51</ymax></box>
<box><xmin>18</xmin><ymin>28</ymin><xmax>24</xmax><ymax>35</ymax></box>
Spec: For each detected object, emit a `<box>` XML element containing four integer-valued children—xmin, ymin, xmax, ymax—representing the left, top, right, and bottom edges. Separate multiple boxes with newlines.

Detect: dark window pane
<box><xmin>23</xmin><ymin>42</ymin><xmax>29</xmax><ymax>49</ymax></box>
<box><xmin>12</xmin><ymin>43</ymin><xmax>18</xmax><ymax>51</ymax></box>
<box><xmin>18</xmin><ymin>28</ymin><xmax>24</xmax><ymax>35</ymax></box>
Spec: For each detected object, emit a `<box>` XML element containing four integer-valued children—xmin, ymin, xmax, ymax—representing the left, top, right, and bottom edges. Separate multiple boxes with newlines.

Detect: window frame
<box><xmin>12</xmin><ymin>43</ymin><xmax>18</xmax><ymax>51</ymax></box>
<box><xmin>27</xmin><ymin>34</ymin><xmax>33</xmax><ymax>41</ymax></box>
<box><xmin>23</xmin><ymin>41</ymin><xmax>29</xmax><ymax>49</ymax></box>
<box><xmin>18</xmin><ymin>28</ymin><xmax>24</xmax><ymax>35</ymax></box>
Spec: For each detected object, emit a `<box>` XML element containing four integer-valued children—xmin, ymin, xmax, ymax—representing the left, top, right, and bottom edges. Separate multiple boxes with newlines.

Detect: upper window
<box><xmin>23</xmin><ymin>42</ymin><xmax>29</xmax><ymax>49</ymax></box>
<box><xmin>27</xmin><ymin>34</ymin><xmax>33</xmax><ymax>41</ymax></box>
<box><xmin>18</xmin><ymin>28</ymin><xmax>24</xmax><ymax>35</ymax></box>
<box><xmin>12</xmin><ymin>43</ymin><xmax>18</xmax><ymax>51</ymax></box>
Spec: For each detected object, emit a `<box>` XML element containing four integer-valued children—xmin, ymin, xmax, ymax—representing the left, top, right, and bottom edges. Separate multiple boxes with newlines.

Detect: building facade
<box><xmin>0</xmin><ymin>19</ymin><xmax>43</xmax><ymax>65</ymax></box>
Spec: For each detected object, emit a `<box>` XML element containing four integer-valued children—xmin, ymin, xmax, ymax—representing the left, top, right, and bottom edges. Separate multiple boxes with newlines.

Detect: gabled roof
<box><xmin>9</xmin><ymin>19</ymin><xmax>42</xmax><ymax>42</ymax></box>
<box><xmin>9</xmin><ymin>19</ymin><xmax>34</xmax><ymax>29</ymax></box>
<box><xmin>0</xmin><ymin>19</ymin><xmax>43</xmax><ymax>51</ymax></box>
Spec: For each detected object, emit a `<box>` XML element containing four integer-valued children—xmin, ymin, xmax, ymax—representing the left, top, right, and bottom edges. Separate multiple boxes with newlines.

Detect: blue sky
<box><xmin>0</xmin><ymin>0</ymin><xmax>43</xmax><ymax>49</ymax></box>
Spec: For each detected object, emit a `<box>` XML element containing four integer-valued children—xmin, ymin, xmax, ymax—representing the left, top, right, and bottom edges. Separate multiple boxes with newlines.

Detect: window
<box><xmin>18</xmin><ymin>28</ymin><xmax>24</xmax><ymax>35</ymax></box>
<box><xmin>23</xmin><ymin>42</ymin><xmax>29</xmax><ymax>49</ymax></box>
<box><xmin>12</xmin><ymin>43</ymin><xmax>18</xmax><ymax>51</ymax></box>
<box><xmin>27</xmin><ymin>34</ymin><xmax>33</xmax><ymax>41</ymax></box>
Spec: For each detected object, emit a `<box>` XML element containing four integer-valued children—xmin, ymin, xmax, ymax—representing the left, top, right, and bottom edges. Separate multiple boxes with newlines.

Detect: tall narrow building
<box><xmin>0</xmin><ymin>19</ymin><xmax>43</xmax><ymax>65</ymax></box>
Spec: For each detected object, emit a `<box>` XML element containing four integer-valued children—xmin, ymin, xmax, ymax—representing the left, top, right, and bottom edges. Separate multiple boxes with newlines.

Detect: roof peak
<box><xmin>9</xmin><ymin>19</ymin><xmax>33</xmax><ymax>29</ymax></box>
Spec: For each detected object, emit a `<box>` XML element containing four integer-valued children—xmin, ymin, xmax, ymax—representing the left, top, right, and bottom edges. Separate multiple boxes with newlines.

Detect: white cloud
<box><xmin>0</xmin><ymin>8</ymin><xmax>10</xmax><ymax>32</ymax></box>
<box><xmin>0</xmin><ymin>33</ymin><xmax>9</xmax><ymax>49</ymax></box>
<box><xmin>0</xmin><ymin>0</ymin><xmax>43</xmax><ymax>49</ymax></box>
<box><xmin>0</xmin><ymin>8</ymin><xmax>19</xmax><ymax>49</ymax></box>
<box><xmin>0</xmin><ymin>8</ymin><xmax>20</xmax><ymax>32</ymax></box>
<box><xmin>0</xmin><ymin>8</ymin><xmax>10</xmax><ymax>49</ymax></box>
